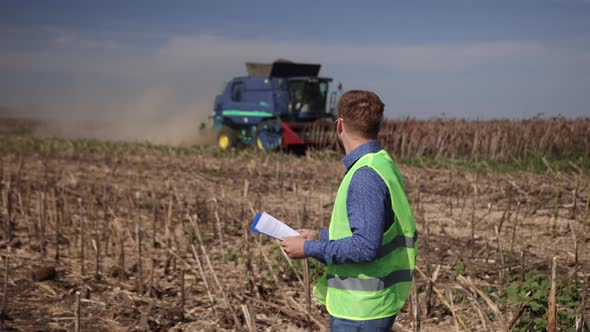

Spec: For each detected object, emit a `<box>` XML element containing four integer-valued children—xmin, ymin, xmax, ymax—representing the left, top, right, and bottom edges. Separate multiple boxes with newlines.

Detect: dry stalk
<box><xmin>460</xmin><ymin>288</ymin><xmax>492</xmax><ymax>332</ymax></box>
<box><xmin>303</xmin><ymin>258</ymin><xmax>311</xmax><ymax>332</ymax></box>
<box><xmin>416</xmin><ymin>264</ymin><xmax>440</xmax><ymax>319</ymax></box>
<box><xmin>145</xmin><ymin>255</ymin><xmax>154</xmax><ymax>297</ymax></box>
<box><xmin>212</xmin><ymin>199</ymin><xmax>226</xmax><ymax>262</ymax></box>
<box><xmin>139</xmin><ymin>300</ymin><xmax>153</xmax><ymax>331</ymax></box>
<box><xmin>570</xmin><ymin>178</ymin><xmax>579</xmax><ymax>219</ymax></box>
<box><xmin>20</xmin><ymin>191</ymin><xmax>34</xmax><ymax>249</ymax></box>
<box><xmin>55</xmin><ymin>192</ymin><xmax>61</xmax><ymax>262</ymax></box>
<box><xmin>552</xmin><ymin>186</ymin><xmax>560</xmax><ymax>238</ymax></box>
<box><xmin>456</xmin><ymin>275</ymin><xmax>507</xmax><ymax>331</ymax></box>
<box><xmin>577</xmin><ymin>273</ymin><xmax>587</xmax><ymax>332</ymax></box>
<box><xmin>1</xmin><ymin>256</ymin><xmax>9</xmax><ymax>331</ymax></box>
<box><xmin>39</xmin><ymin>192</ymin><xmax>46</xmax><ymax>257</ymax></box>
<box><xmin>45</xmin><ymin>191</ymin><xmax>54</xmax><ymax>257</ymax></box>
<box><xmin>74</xmin><ymin>291</ymin><xmax>81</xmax><ymax>332</ymax></box>
<box><xmin>164</xmin><ymin>193</ymin><xmax>173</xmax><ymax>274</ymax></box>
<box><xmin>152</xmin><ymin>196</ymin><xmax>158</xmax><ymax>248</ymax></box>
<box><xmin>547</xmin><ymin>256</ymin><xmax>558</xmax><ymax>332</ymax></box>
<box><xmin>287</xmin><ymin>296</ymin><xmax>328</xmax><ymax>331</ymax></box>
<box><xmin>94</xmin><ymin>199</ymin><xmax>100</xmax><ymax>279</ymax></box>
<box><xmin>110</xmin><ymin>217</ymin><xmax>126</xmax><ymax>280</ymax></box>
<box><xmin>78</xmin><ymin>199</ymin><xmax>85</xmax><ymax>277</ymax></box>
<box><xmin>510</xmin><ymin>201</ymin><xmax>521</xmax><ymax>253</ymax></box>
<box><xmin>243</xmin><ymin>179</ymin><xmax>249</xmax><ymax>198</ymax></box>
<box><xmin>483</xmin><ymin>228</ymin><xmax>491</xmax><ymax>264</ymax></box>
<box><xmin>520</xmin><ymin>250</ymin><xmax>526</xmax><ymax>283</ymax></box>
<box><xmin>198</xmin><ymin>244</ymin><xmax>240</xmax><ymax>328</ymax></box>
<box><xmin>135</xmin><ymin>211</ymin><xmax>143</xmax><ymax>295</ymax></box>
<box><xmin>424</xmin><ymin>214</ymin><xmax>433</xmax><ymax>317</ymax></box>
<box><xmin>497</xmin><ymin>207</ymin><xmax>509</xmax><ymax>236</ymax></box>
<box><xmin>0</xmin><ymin>181</ymin><xmax>5</xmax><ymax>243</ymax></box>
<box><xmin>584</xmin><ymin>191</ymin><xmax>590</xmax><ymax>227</ymax></box>
<box><xmin>410</xmin><ymin>278</ymin><xmax>421</xmax><ymax>332</ymax></box>
<box><xmin>572</xmin><ymin>226</ymin><xmax>578</xmax><ymax>271</ymax></box>
<box><xmin>448</xmin><ymin>170</ymin><xmax>453</xmax><ymax>217</ymax></box>
<box><xmin>242</xmin><ymin>294</ymin><xmax>327</xmax><ymax>331</ymax></box>
<box><xmin>180</xmin><ymin>269</ymin><xmax>185</xmax><ymax>321</ymax></box>
<box><xmin>494</xmin><ymin>226</ymin><xmax>505</xmax><ymax>285</ymax></box>
<box><xmin>4</xmin><ymin>183</ymin><xmax>12</xmax><ymax>244</ymax></box>
<box><xmin>471</xmin><ymin>199</ymin><xmax>476</xmax><ymax>258</ymax></box>
<box><xmin>430</xmin><ymin>286</ymin><xmax>467</xmax><ymax>330</ymax></box>
<box><xmin>102</xmin><ymin>191</ymin><xmax>110</xmax><ymax>259</ymax></box>
<box><xmin>241</xmin><ymin>304</ymin><xmax>257</xmax><ymax>332</ymax></box>
<box><xmin>241</xmin><ymin>207</ymin><xmax>261</xmax><ymax>300</ymax></box>
<box><xmin>507</xmin><ymin>301</ymin><xmax>527</xmax><ymax>331</ymax></box>
<box><xmin>568</xmin><ymin>161</ymin><xmax>583</xmax><ymax>175</ymax></box>
<box><xmin>220</xmin><ymin>186</ymin><xmax>228</xmax><ymax>234</ymax></box>
<box><xmin>319</xmin><ymin>195</ymin><xmax>324</xmax><ymax>228</ymax></box>
<box><xmin>446</xmin><ymin>288</ymin><xmax>461</xmax><ymax>332</ymax></box>
<box><xmin>542</xmin><ymin>156</ymin><xmax>555</xmax><ymax>173</ymax></box>
<box><xmin>188</xmin><ymin>213</ymin><xmax>210</xmax><ymax>256</ymax></box>
<box><xmin>189</xmin><ymin>245</ymin><xmax>218</xmax><ymax>316</ymax></box>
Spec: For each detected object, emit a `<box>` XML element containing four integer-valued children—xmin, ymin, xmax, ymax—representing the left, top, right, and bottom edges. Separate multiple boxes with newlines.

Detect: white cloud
<box><xmin>157</xmin><ymin>34</ymin><xmax>589</xmax><ymax>71</ymax></box>
<box><xmin>2</xmin><ymin>28</ymin><xmax>588</xmax><ymax>76</ymax></box>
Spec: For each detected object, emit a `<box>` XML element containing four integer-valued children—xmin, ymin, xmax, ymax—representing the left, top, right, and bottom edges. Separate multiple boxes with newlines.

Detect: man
<box><xmin>281</xmin><ymin>90</ymin><xmax>418</xmax><ymax>331</ymax></box>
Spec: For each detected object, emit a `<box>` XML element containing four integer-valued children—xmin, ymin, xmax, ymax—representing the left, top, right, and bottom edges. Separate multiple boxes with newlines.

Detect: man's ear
<box><xmin>337</xmin><ymin>119</ymin><xmax>343</xmax><ymax>136</ymax></box>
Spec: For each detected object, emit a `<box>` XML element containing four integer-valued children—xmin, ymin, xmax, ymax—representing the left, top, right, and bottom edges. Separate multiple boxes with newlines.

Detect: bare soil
<box><xmin>0</xmin><ymin>121</ymin><xmax>588</xmax><ymax>331</ymax></box>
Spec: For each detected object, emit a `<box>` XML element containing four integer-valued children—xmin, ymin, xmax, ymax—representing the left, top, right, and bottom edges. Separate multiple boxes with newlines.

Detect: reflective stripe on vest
<box><xmin>376</xmin><ymin>232</ymin><xmax>418</xmax><ymax>259</ymax></box>
<box><xmin>327</xmin><ymin>269</ymin><xmax>414</xmax><ymax>291</ymax></box>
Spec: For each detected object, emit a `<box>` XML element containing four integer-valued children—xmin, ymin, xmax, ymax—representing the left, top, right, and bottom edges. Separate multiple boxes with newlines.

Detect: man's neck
<box><xmin>344</xmin><ymin>137</ymin><xmax>373</xmax><ymax>154</ymax></box>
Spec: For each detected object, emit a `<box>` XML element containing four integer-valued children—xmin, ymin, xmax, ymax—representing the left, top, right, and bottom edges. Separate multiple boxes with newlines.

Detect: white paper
<box><xmin>254</xmin><ymin>212</ymin><xmax>299</xmax><ymax>240</ymax></box>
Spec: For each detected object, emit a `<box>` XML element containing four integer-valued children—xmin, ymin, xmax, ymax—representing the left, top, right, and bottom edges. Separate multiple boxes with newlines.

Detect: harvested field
<box><xmin>0</xmin><ymin>118</ymin><xmax>588</xmax><ymax>331</ymax></box>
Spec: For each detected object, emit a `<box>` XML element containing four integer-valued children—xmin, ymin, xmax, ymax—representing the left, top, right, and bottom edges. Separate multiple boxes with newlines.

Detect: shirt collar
<box><xmin>342</xmin><ymin>140</ymin><xmax>382</xmax><ymax>171</ymax></box>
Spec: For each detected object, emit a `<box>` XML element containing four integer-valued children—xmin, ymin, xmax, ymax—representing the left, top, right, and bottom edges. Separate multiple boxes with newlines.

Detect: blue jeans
<box><xmin>330</xmin><ymin>315</ymin><xmax>396</xmax><ymax>332</ymax></box>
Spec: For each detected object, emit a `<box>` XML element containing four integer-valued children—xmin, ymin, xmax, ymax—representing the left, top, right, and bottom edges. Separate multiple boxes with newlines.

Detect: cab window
<box><xmin>231</xmin><ymin>82</ymin><xmax>243</xmax><ymax>102</ymax></box>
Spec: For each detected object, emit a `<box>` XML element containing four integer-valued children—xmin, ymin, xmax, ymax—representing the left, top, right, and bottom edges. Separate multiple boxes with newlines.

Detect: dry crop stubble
<box><xmin>0</xmin><ymin>118</ymin><xmax>588</xmax><ymax>331</ymax></box>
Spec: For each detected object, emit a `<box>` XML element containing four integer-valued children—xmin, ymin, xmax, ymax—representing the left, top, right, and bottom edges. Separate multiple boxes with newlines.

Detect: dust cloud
<box><xmin>32</xmin><ymin>88</ymin><xmax>218</xmax><ymax>146</ymax></box>
<box><xmin>0</xmin><ymin>34</ymin><xmax>282</xmax><ymax>145</ymax></box>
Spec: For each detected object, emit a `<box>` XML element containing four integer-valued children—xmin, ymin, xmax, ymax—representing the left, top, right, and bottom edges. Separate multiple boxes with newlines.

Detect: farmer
<box><xmin>281</xmin><ymin>90</ymin><xmax>418</xmax><ymax>331</ymax></box>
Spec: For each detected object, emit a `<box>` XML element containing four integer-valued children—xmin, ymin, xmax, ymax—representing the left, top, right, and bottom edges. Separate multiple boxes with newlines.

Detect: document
<box><xmin>250</xmin><ymin>212</ymin><xmax>299</xmax><ymax>240</ymax></box>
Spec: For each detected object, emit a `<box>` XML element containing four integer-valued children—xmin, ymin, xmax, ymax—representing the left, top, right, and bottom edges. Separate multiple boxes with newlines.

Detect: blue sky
<box><xmin>1</xmin><ymin>0</ymin><xmax>589</xmax><ymax>125</ymax></box>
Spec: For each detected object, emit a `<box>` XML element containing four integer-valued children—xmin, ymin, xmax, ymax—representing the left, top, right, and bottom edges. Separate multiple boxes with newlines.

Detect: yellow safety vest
<box><xmin>313</xmin><ymin>150</ymin><xmax>418</xmax><ymax>320</ymax></box>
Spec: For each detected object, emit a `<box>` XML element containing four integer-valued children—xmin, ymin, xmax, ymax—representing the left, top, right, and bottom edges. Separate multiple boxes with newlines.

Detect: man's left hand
<box><xmin>281</xmin><ymin>236</ymin><xmax>306</xmax><ymax>259</ymax></box>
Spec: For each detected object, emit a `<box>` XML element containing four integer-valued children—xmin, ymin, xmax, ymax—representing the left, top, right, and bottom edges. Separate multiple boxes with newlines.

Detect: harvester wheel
<box><xmin>217</xmin><ymin>127</ymin><xmax>236</xmax><ymax>151</ymax></box>
<box><xmin>256</xmin><ymin>120</ymin><xmax>282</xmax><ymax>151</ymax></box>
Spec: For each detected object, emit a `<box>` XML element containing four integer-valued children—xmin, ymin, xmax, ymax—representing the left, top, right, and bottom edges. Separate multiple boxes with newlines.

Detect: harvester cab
<box><xmin>211</xmin><ymin>61</ymin><xmax>340</xmax><ymax>151</ymax></box>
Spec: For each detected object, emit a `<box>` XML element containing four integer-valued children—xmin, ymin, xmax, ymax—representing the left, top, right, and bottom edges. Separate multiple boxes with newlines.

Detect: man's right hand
<box><xmin>296</xmin><ymin>228</ymin><xmax>318</xmax><ymax>240</ymax></box>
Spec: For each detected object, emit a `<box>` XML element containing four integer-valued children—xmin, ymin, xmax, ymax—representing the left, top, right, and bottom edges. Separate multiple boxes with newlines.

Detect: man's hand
<box><xmin>296</xmin><ymin>228</ymin><xmax>318</xmax><ymax>240</ymax></box>
<box><xmin>281</xmin><ymin>236</ymin><xmax>306</xmax><ymax>259</ymax></box>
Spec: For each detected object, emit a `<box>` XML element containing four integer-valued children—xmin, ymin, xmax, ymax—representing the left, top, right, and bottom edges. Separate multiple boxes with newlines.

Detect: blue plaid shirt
<box><xmin>304</xmin><ymin>141</ymin><xmax>394</xmax><ymax>264</ymax></box>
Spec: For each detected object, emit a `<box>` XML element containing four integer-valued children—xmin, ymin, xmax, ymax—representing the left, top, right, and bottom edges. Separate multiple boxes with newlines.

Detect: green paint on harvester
<box><xmin>222</xmin><ymin>110</ymin><xmax>273</xmax><ymax>117</ymax></box>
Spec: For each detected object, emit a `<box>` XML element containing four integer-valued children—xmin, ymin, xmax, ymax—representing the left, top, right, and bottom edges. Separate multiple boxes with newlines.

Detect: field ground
<box><xmin>0</xmin><ymin>118</ymin><xmax>588</xmax><ymax>331</ymax></box>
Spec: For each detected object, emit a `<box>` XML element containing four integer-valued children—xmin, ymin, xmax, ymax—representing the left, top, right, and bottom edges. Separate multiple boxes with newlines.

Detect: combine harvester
<box><xmin>211</xmin><ymin>60</ymin><xmax>341</xmax><ymax>151</ymax></box>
